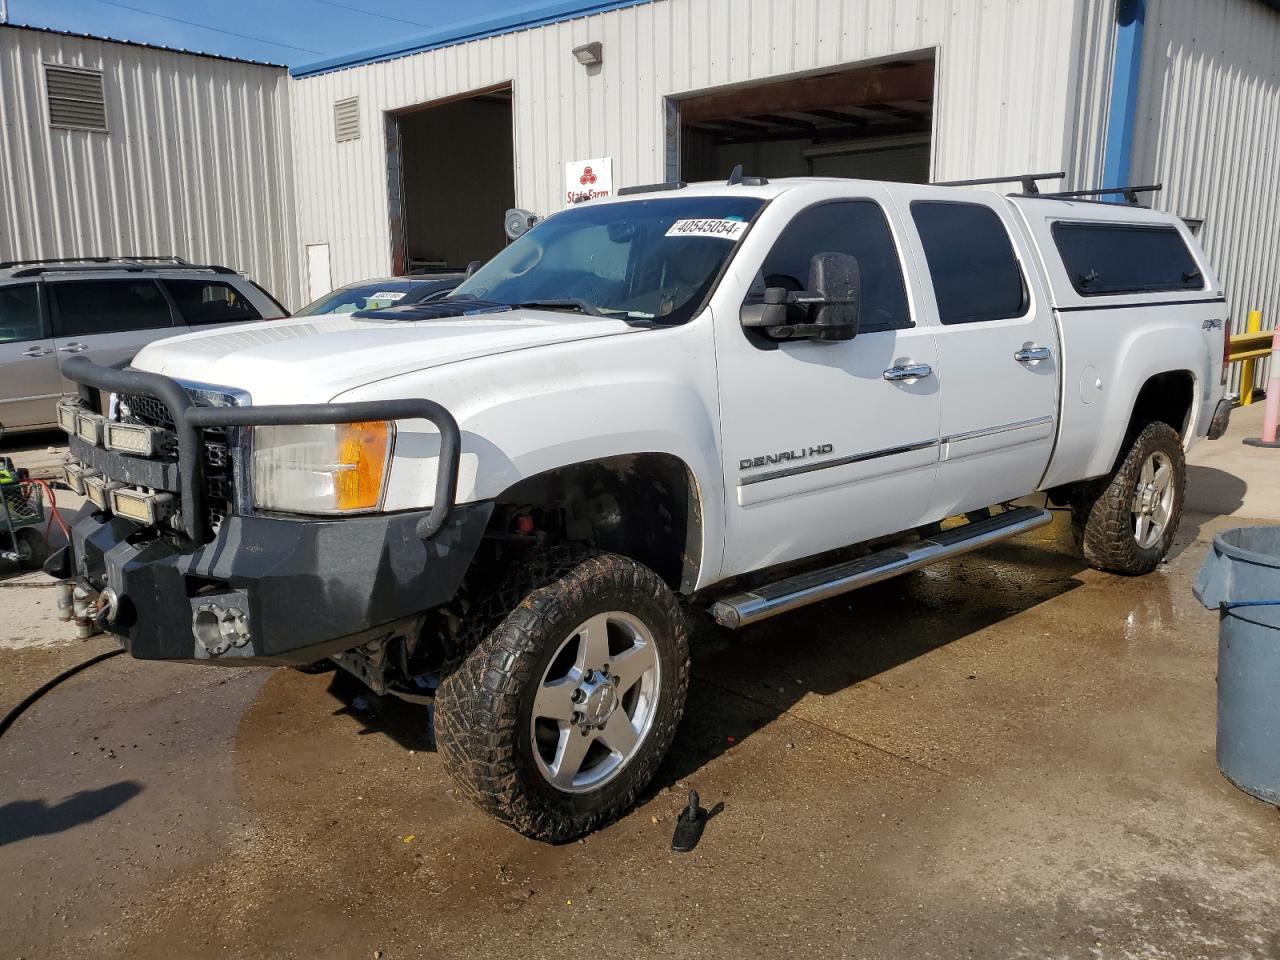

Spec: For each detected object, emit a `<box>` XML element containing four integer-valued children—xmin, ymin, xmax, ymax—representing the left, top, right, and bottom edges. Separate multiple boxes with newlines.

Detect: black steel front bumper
<box><xmin>58</xmin><ymin>501</ymin><xmax>491</xmax><ymax>664</ymax></box>
<box><xmin>53</xmin><ymin>355</ymin><xmax>486</xmax><ymax>665</ymax></box>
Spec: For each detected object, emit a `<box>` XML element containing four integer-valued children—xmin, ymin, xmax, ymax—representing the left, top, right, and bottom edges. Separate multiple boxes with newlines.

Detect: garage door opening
<box><xmin>673</xmin><ymin>55</ymin><xmax>935</xmax><ymax>184</ymax></box>
<box><xmin>389</xmin><ymin>86</ymin><xmax>514</xmax><ymax>274</ymax></box>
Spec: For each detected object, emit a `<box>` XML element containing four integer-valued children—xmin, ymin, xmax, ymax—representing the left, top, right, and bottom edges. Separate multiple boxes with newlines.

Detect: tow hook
<box><xmin>64</xmin><ymin>581</ymin><xmax>119</xmax><ymax>638</ymax></box>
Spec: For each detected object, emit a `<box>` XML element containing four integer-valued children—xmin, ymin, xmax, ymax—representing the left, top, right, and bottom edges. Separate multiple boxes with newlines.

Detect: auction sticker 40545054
<box><xmin>665</xmin><ymin>218</ymin><xmax>749</xmax><ymax>240</ymax></box>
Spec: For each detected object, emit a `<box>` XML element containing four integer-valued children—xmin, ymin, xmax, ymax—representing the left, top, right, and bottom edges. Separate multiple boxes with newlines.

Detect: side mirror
<box><xmin>740</xmin><ymin>252</ymin><xmax>861</xmax><ymax>341</ymax></box>
<box><xmin>805</xmin><ymin>252</ymin><xmax>860</xmax><ymax>341</ymax></box>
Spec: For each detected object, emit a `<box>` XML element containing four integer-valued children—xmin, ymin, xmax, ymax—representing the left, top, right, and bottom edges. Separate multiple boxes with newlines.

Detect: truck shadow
<box><xmin>319</xmin><ymin>501</ymin><xmax>1236</xmax><ymax>793</ymax></box>
<box><xmin>649</xmin><ymin>533</ymin><xmax>1091</xmax><ymax>794</ymax></box>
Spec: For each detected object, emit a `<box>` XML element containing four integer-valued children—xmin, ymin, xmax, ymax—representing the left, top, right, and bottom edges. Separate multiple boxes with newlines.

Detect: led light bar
<box><xmin>104</xmin><ymin>420</ymin><xmax>170</xmax><ymax>458</ymax></box>
<box><xmin>61</xmin><ymin>458</ymin><xmax>98</xmax><ymax>496</ymax></box>
<box><xmin>56</xmin><ymin>398</ymin><xmax>81</xmax><ymax>434</ymax></box>
<box><xmin>75</xmin><ymin>410</ymin><xmax>106</xmax><ymax>446</ymax></box>
<box><xmin>109</xmin><ymin>487</ymin><xmax>175</xmax><ymax>525</ymax></box>
<box><xmin>83</xmin><ymin>475</ymin><xmax>124</xmax><ymax>511</ymax></box>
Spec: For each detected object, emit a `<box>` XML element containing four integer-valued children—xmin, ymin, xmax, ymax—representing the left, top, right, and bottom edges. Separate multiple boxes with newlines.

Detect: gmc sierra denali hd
<box><xmin>49</xmin><ymin>172</ymin><xmax>1233</xmax><ymax>841</ymax></box>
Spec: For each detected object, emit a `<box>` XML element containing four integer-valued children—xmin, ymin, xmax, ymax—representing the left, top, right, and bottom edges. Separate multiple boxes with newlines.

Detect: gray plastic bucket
<box><xmin>1194</xmin><ymin>526</ymin><xmax>1280</xmax><ymax>804</ymax></box>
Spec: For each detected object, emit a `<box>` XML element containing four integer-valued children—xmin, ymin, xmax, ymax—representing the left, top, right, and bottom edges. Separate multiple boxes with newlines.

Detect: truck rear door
<box><xmin>890</xmin><ymin>188</ymin><xmax>1059</xmax><ymax>515</ymax></box>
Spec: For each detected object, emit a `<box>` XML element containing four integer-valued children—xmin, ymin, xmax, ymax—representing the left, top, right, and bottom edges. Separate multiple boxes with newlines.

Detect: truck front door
<box><xmin>713</xmin><ymin>189</ymin><xmax>941</xmax><ymax>579</ymax></box>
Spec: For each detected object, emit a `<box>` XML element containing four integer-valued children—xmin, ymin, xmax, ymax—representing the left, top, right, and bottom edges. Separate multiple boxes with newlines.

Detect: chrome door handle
<box><xmin>1014</xmin><ymin>345</ymin><xmax>1052</xmax><ymax>364</ymax></box>
<box><xmin>22</xmin><ymin>346</ymin><xmax>53</xmax><ymax>358</ymax></box>
<box><xmin>58</xmin><ymin>343</ymin><xmax>90</xmax><ymax>353</ymax></box>
<box><xmin>883</xmin><ymin>362</ymin><xmax>933</xmax><ymax>382</ymax></box>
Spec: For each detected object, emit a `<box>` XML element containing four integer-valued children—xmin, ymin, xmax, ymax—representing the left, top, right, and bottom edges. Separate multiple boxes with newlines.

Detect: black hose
<box><xmin>0</xmin><ymin>648</ymin><xmax>125</xmax><ymax>739</ymax></box>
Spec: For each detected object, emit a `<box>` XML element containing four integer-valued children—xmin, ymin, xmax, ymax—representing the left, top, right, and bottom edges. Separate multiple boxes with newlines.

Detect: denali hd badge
<box><xmin>740</xmin><ymin>444</ymin><xmax>833</xmax><ymax>470</ymax></box>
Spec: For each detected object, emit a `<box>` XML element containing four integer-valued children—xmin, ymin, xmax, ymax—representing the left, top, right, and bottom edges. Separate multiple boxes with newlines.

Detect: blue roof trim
<box><xmin>290</xmin><ymin>0</ymin><xmax>657</xmax><ymax>78</ymax></box>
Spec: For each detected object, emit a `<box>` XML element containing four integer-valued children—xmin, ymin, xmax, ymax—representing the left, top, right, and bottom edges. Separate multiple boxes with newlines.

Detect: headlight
<box><xmin>251</xmin><ymin>421</ymin><xmax>392</xmax><ymax>514</ymax></box>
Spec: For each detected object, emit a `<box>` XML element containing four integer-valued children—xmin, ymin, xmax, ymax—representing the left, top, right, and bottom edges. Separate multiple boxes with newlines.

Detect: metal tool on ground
<box><xmin>1243</xmin><ymin>329</ymin><xmax>1280</xmax><ymax>449</ymax></box>
<box><xmin>1194</xmin><ymin>527</ymin><xmax>1280</xmax><ymax>804</ymax></box>
<box><xmin>671</xmin><ymin>789</ymin><xmax>708</xmax><ymax>853</ymax></box>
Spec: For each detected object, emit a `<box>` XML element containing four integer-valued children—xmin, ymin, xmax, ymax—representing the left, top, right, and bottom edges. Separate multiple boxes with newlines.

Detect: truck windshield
<box><xmin>451</xmin><ymin>196</ymin><xmax>765</xmax><ymax>324</ymax></box>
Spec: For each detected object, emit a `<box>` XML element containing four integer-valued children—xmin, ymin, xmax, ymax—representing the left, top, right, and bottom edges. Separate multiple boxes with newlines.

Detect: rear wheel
<box><xmin>1072</xmin><ymin>421</ymin><xmax>1186</xmax><ymax>575</ymax></box>
<box><xmin>435</xmin><ymin>551</ymin><xmax>689</xmax><ymax>842</ymax></box>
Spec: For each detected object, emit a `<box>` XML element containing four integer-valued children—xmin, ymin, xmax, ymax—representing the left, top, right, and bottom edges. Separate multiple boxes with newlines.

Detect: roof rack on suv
<box><xmin>0</xmin><ymin>255</ymin><xmax>189</xmax><ymax>269</ymax></box>
<box><xmin>1035</xmin><ymin>183</ymin><xmax>1163</xmax><ymax>205</ymax></box>
<box><xmin>933</xmin><ymin>171</ymin><xmax>1066</xmax><ymax>195</ymax></box>
<box><xmin>1</xmin><ymin>256</ymin><xmax>239</xmax><ymax>278</ymax></box>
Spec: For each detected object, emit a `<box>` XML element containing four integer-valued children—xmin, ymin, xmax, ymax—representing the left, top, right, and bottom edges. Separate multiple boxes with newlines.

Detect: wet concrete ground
<box><xmin>2</xmin><ymin>413</ymin><xmax>1278</xmax><ymax>958</ymax></box>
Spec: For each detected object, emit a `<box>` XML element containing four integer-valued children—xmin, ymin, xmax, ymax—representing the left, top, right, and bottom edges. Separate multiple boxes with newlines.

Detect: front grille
<box><xmin>117</xmin><ymin>388</ymin><xmax>243</xmax><ymax>534</ymax></box>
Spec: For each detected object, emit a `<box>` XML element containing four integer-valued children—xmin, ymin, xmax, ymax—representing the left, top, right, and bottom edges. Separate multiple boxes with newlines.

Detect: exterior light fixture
<box><xmin>571</xmin><ymin>41</ymin><xmax>602</xmax><ymax>67</ymax></box>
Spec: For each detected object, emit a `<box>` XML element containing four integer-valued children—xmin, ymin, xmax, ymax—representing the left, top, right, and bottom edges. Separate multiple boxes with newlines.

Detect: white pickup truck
<box><xmin>52</xmin><ymin>173</ymin><xmax>1233</xmax><ymax>841</ymax></box>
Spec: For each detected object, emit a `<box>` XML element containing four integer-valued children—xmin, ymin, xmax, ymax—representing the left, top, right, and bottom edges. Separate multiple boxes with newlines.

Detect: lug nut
<box><xmin>571</xmin><ymin>689</ymin><xmax>585</xmax><ymax>703</ymax></box>
<box><xmin>571</xmin><ymin>711</ymin><xmax>583</xmax><ymax>725</ymax></box>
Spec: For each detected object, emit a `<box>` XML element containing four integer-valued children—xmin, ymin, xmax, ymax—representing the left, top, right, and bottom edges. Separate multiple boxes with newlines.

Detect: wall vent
<box><xmin>334</xmin><ymin>96</ymin><xmax>361</xmax><ymax>142</ymax></box>
<box><xmin>45</xmin><ymin>64</ymin><xmax>107</xmax><ymax>132</ymax></box>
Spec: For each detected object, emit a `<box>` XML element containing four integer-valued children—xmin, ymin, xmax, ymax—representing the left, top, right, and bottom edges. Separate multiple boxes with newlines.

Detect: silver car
<box><xmin>0</xmin><ymin>257</ymin><xmax>288</xmax><ymax>434</ymax></box>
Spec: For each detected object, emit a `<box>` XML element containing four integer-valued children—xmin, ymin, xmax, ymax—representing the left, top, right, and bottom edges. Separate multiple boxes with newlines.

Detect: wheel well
<box><xmin>1126</xmin><ymin>370</ymin><xmax>1195</xmax><ymax>443</ymax></box>
<box><xmin>484</xmin><ymin>454</ymin><xmax>702</xmax><ymax>593</ymax></box>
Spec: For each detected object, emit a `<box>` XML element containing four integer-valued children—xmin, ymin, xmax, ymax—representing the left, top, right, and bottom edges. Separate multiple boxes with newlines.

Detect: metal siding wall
<box><xmin>1063</xmin><ymin>0</ymin><xmax>1117</xmax><ymax>192</ymax></box>
<box><xmin>0</xmin><ymin>28</ymin><xmax>302</xmax><ymax>309</ymax></box>
<box><xmin>290</xmin><ymin>0</ymin><xmax>1088</xmax><ymax>288</ymax></box>
<box><xmin>1131</xmin><ymin>0</ymin><xmax>1280</xmax><ymax>391</ymax></box>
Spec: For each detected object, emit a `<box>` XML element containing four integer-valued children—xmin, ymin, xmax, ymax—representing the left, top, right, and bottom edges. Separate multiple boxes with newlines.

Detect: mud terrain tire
<box><xmin>436</xmin><ymin>550</ymin><xmax>689</xmax><ymax>843</ymax></box>
<box><xmin>1072</xmin><ymin>421</ymin><xmax>1186</xmax><ymax>575</ymax></box>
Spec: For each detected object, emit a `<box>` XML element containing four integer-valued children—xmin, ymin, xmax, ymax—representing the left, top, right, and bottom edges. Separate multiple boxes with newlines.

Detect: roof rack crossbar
<box><xmin>726</xmin><ymin>164</ymin><xmax>769</xmax><ymax>187</ymax></box>
<box><xmin>1036</xmin><ymin>183</ymin><xmax>1163</xmax><ymax>205</ymax></box>
<box><xmin>0</xmin><ymin>255</ymin><xmax>189</xmax><ymax>269</ymax></box>
<box><xmin>932</xmin><ymin>171</ymin><xmax>1066</xmax><ymax>195</ymax></box>
<box><xmin>617</xmin><ymin>180</ymin><xmax>688</xmax><ymax>196</ymax></box>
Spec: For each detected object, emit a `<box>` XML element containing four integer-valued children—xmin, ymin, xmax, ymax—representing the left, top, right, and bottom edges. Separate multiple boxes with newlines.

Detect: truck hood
<box><xmin>131</xmin><ymin>310</ymin><xmax>643</xmax><ymax>403</ymax></box>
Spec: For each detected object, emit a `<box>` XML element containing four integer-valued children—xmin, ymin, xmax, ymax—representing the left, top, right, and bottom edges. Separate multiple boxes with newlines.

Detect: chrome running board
<box><xmin>709</xmin><ymin>506</ymin><xmax>1053</xmax><ymax>629</ymax></box>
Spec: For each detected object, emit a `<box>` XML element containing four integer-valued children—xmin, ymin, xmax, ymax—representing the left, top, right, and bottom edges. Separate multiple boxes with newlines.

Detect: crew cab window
<box><xmin>48</xmin><ymin>280</ymin><xmax>174</xmax><ymax>337</ymax></box>
<box><xmin>1052</xmin><ymin>222</ymin><xmax>1203</xmax><ymax>296</ymax></box>
<box><xmin>752</xmin><ymin>200</ymin><xmax>911</xmax><ymax>333</ymax></box>
<box><xmin>0</xmin><ymin>284</ymin><xmax>43</xmax><ymax>344</ymax></box>
<box><xmin>165</xmin><ymin>279</ymin><xmax>262</xmax><ymax>325</ymax></box>
<box><xmin>910</xmin><ymin>201</ymin><xmax>1027</xmax><ymax>324</ymax></box>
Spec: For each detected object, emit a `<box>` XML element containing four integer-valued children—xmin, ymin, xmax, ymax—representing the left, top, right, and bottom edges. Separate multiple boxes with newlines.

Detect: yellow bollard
<box><xmin>1241</xmin><ymin>309</ymin><xmax>1263</xmax><ymax>405</ymax></box>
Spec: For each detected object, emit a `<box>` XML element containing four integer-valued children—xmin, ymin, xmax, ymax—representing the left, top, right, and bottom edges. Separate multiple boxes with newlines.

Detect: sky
<box><xmin>6</xmin><ymin>0</ymin><xmax>528</xmax><ymax>67</ymax></box>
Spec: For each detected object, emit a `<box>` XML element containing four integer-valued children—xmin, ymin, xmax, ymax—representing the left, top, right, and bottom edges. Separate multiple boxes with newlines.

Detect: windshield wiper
<box><xmin>513</xmin><ymin>298</ymin><xmax>603</xmax><ymax>317</ymax></box>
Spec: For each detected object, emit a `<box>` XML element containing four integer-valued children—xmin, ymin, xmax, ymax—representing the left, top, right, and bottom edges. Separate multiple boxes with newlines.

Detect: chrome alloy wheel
<box><xmin>530</xmin><ymin>611</ymin><xmax>661</xmax><ymax>793</ymax></box>
<box><xmin>1131</xmin><ymin>450</ymin><xmax>1175</xmax><ymax>549</ymax></box>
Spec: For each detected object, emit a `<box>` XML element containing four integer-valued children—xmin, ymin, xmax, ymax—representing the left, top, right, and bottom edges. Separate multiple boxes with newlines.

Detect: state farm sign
<box><xmin>565</xmin><ymin>156</ymin><xmax>613</xmax><ymax>205</ymax></box>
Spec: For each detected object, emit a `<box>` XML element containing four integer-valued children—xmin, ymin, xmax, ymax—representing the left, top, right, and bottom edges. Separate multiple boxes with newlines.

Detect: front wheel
<box><xmin>1072</xmin><ymin>421</ymin><xmax>1186</xmax><ymax>575</ymax></box>
<box><xmin>435</xmin><ymin>551</ymin><xmax>689</xmax><ymax>842</ymax></box>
